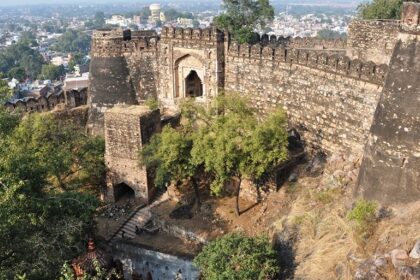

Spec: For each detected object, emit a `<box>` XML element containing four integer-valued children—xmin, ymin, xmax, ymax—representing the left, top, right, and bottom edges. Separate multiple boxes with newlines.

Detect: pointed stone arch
<box><xmin>174</xmin><ymin>54</ymin><xmax>206</xmax><ymax>98</ymax></box>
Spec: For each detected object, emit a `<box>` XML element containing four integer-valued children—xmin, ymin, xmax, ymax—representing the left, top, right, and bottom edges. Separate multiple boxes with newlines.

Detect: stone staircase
<box><xmin>110</xmin><ymin>191</ymin><xmax>169</xmax><ymax>242</ymax></box>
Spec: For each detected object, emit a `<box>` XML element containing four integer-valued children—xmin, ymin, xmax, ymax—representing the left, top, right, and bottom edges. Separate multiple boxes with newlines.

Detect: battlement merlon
<box><xmin>160</xmin><ymin>26</ymin><xmax>224</xmax><ymax>42</ymax></box>
<box><xmin>91</xmin><ymin>29</ymin><xmax>159</xmax><ymax>58</ymax></box>
<box><xmin>401</xmin><ymin>2</ymin><xmax>420</xmax><ymax>34</ymax></box>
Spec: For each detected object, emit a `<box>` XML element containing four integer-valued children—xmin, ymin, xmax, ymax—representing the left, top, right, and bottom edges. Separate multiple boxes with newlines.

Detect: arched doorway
<box><xmin>113</xmin><ymin>182</ymin><xmax>135</xmax><ymax>202</ymax></box>
<box><xmin>185</xmin><ymin>70</ymin><xmax>203</xmax><ymax>97</ymax></box>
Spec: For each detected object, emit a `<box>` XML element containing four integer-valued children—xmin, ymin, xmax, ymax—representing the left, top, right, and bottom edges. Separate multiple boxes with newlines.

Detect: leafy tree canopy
<box><xmin>38</xmin><ymin>64</ymin><xmax>66</xmax><ymax>81</ymax></box>
<box><xmin>0</xmin><ymin>109</ymin><xmax>104</xmax><ymax>279</ymax></box>
<box><xmin>0</xmin><ymin>41</ymin><xmax>45</xmax><ymax>80</ymax></box>
<box><xmin>194</xmin><ymin>233</ymin><xmax>280</xmax><ymax>280</ymax></box>
<box><xmin>357</xmin><ymin>0</ymin><xmax>404</xmax><ymax>19</ymax></box>
<box><xmin>52</xmin><ymin>30</ymin><xmax>91</xmax><ymax>55</ymax></box>
<box><xmin>316</xmin><ymin>29</ymin><xmax>347</xmax><ymax>39</ymax></box>
<box><xmin>214</xmin><ymin>0</ymin><xmax>274</xmax><ymax>43</ymax></box>
<box><xmin>0</xmin><ymin>73</ymin><xmax>13</xmax><ymax>104</ymax></box>
<box><xmin>140</xmin><ymin>93</ymin><xmax>288</xmax><ymax>214</ymax></box>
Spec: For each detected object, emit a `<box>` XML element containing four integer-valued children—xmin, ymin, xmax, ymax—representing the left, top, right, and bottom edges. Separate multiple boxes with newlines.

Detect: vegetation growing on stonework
<box><xmin>0</xmin><ymin>108</ymin><xmax>104</xmax><ymax>279</ymax></box>
<box><xmin>139</xmin><ymin>93</ymin><xmax>289</xmax><ymax>215</ymax></box>
<box><xmin>357</xmin><ymin>0</ymin><xmax>405</xmax><ymax>19</ymax></box>
<box><xmin>214</xmin><ymin>0</ymin><xmax>275</xmax><ymax>44</ymax></box>
<box><xmin>347</xmin><ymin>199</ymin><xmax>378</xmax><ymax>242</ymax></box>
<box><xmin>194</xmin><ymin>233</ymin><xmax>280</xmax><ymax>279</ymax></box>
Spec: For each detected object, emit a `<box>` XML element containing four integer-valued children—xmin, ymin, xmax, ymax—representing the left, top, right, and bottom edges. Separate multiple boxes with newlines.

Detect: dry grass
<box><xmin>272</xmin><ymin>180</ymin><xmax>358</xmax><ymax>280</ymax></box>
<box><xmin>271</xmin><ymin>174</ymin><xmax>420</xmax><ymax>280</ymax></box>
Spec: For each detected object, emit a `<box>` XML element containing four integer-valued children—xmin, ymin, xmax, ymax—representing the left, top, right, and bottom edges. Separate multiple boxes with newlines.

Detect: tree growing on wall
<box><xmin>214</xmin><ymin>0</ymin><xmax>275</xmax><ymax>44</ymax></box>
<box><xmin>357</xmin><ymin>0</ymin><xmax>403</xmax><ymax>19</ymax></box>
<box><xmin>194</xmin><ymin>233</ymin><xmax>280</xmax><ymax>279</ymax></box>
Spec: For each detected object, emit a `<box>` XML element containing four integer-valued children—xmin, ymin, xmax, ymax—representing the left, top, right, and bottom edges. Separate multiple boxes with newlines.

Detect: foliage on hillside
<box><xmin>0</xmin><ymin>109</ymin><xmax>104</xmax><ymax>279</ymax></box>
<box><xmin>194</xmin><ymin>233</ymin><xmax>280</xmax><ymax>279</ymax></box>
<box><xmin>357</xmin><ymin>0</ymin><xmax>404</xmax><ymax>19</ymax></box>
<box><xmin>214</xmin><ymin>0</ymin><xmax>274</xmax><ymax>44</ymax></box>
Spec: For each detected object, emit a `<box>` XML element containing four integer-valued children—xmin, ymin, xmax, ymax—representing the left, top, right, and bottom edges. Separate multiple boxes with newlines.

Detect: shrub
<box><xmin>194</xmin><ymin>233</ymin><xmax>280</xmax><ymax>279</ymax></box>
<box><xmin>347</xmin><ymin>199</ymin><xmax>378</xmax><ymax>241</ymax></box>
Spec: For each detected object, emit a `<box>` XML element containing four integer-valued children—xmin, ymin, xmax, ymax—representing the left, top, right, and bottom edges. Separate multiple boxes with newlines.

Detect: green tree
<box><xmin>68</xmin><ymin>52</ymin><xmax>86</xmax><ymax>72</ymax></box>
<box><xmin>7</xmin><ymin>67</ymin><xmax>26</xmax><ymax>81</ymax></box>
<box><xmin>19</xmin><ymin>31</ymin><xmax>38</xmax><ymax>47</ymax></box>
<box><xmin>0</xmin><ymin>73</ymin><xmax>13</xmax><ymax>103</ymax></box>
<box><xmin>317</xmin><ymin>29</ymin><xmax>346</xmax><ymax>39</ymax></box>
<box><xmin>357</xmin><ymin>0</ymin><xmax>404</xmax><ymax>19</ymax></box>
<box><xmin>38</xmin><ymin>64</ymin><xmax>65</xmax><ymax>81</ymax></box>
<box><xmin>52</xmin><ymin>30</ymin><xmax>91</xmax><ymax>55</ymax></box>
<box><xmin>86</xmin><ymin>12</ymin><xmax>106</xmax><ymax>29</ymax></box>
<box><xmin>0</xmin><ymin>42</ymin><xmax>45</xmax><ymax>80</ymax></box>
<box><xmin>192</xmin><ymin>94</ymin><xmax>288</xmax><ymax>215</ymax></box>
<box><xmin>214</xmin><ymin>0</ymin><xmax>274</xmax><ymax>43</ymax></box>
<box><xmin>194</xmin><ymin>233</ymin><xmax>280</xmax><ymax>280</ymax></box>
<box><xmin>0</xmin><ymin>110</ymin><xmax>103</xmax><ymax>279</ymax></box>
<box><xmin>140</xmin><ymin>125</ymin><xmax>202</xmax><ymax>206</ymax></box>
<box><xmin>0</xmin><ymin>113</ymin><xmax>105</xmax><ymax>192</ymax></box>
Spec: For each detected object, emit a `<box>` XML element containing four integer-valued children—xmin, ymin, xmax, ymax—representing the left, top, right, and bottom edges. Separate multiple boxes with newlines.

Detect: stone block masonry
<box><xmin>90</xmin><ymin>2</ymin><xmax>420</xmax><ymax>205</ymax></box>
<box><xmin>356</xmin><ymin>39</ymin><xmax>420</xmax><ymax>204</ymax></box>
<box><xmin>225</xmin><ymin>52</ymin><xmax>384</xmax><ymax>155</ymax></box>
<box><xmin>104</xmin><ymin>106</ymin><xmax>161</xmax><ymax>203</ymax></box>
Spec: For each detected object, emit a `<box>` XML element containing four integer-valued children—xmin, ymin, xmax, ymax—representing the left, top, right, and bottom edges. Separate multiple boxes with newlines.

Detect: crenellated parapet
<box><xmin>225</xmin><ymin>32</ymin><xmax>346</xmax><ymax>50</ymax></box>
<box><xmin>160</xmin><ymin>26</ymin><xmax>224</xmax><ymax>42</ymax></box>
<box><xmin>227</xmin><ymin>42</ymin><xmax>388</xmax><ymax>85</ymax></box>
<box><xmin>91</xmin><ymin>29</ymin><xmax>159</xmax><ymax>58</ymax></box>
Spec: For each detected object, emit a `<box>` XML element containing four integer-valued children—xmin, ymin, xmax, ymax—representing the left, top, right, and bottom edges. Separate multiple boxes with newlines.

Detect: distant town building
<box><xmin>51</xmin><ymin>55</ymin><xmax>70</xmax><ymax>67</ymax></box>
<box><xmin>133</xmin><ymin>15</ymin><xmax>142</xmax><ymax>25</ymax></box>
<box><xmin>177</xmin><ymin>18</ymin><xmax>193</xmax><ymax>26</ymax></box>
<box><xmin>149</xmin><ymin>4</ymin><xmax>161</xmax><ymax>23</ymax></box>
<box><xmin>106</xmin><ymin>15</ymin><xmax>132</xmax><ymax>27</ymax></box>
<box><xmin>64</xmin><ymin>72</ymin><xmax>89</xmax><ymax>91</ymax></box>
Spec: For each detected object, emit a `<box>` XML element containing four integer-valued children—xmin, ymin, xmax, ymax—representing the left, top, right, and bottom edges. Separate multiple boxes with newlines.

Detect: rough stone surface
<box><xmin>89</xmin><ymin>4</ymin><xmax>420</xmax><ymax>205</ymax></box>
<box><xmin>391</xmin><ymin>249</ymin><xmax>409</xmax><ymax>268</ymax></box>
<box><xmin>409</xmin><ymin>240</ymin><xmax>420</xmax><ymax>259</ymax></box>
<box><xmin>346</xmin><ymin>20</ymin><xmax>400</xmax><ymax>64</ymax></box>
<box><xmin>113</xmin><ymin>240</ymin><xmax>200</xmax><ymax>280</ymax></box>
<box><xmin>104</xmin><ymin>106</ymin><xmax>161</xmax><ymax>203</ymax></box>
<box><xmin>356</xmin><ymin>39</ymin><xmax>420</xmax><ymax>204</ymax></box>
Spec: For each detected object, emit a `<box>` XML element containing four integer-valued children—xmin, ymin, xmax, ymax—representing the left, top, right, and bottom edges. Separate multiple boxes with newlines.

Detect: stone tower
<box><xmin>104</xmin><ymin>105</ymin><xmax>161</xmax><ymax>203</ymax></box>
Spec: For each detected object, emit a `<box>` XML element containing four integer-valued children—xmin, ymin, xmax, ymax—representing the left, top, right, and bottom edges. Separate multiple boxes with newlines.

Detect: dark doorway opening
<box><xmin>185</xmin><ymin>70</ymin><xmax>203</xmax><ymax>97</ymax></box>
<box><xmin>113</xmin><ymin>183</ymin><xmax>135</xmax><ymax>202</ymax></box>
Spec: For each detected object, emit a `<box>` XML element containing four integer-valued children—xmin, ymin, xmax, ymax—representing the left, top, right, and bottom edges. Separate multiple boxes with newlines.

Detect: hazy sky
<box><xmin>0</xmin><ymin>0</ymin><xmax>166</xmax><ymax>6</ymax></box>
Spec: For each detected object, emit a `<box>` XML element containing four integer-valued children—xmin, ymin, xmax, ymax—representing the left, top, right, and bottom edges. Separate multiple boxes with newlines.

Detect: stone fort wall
<box><xmin>346</xmin><ymin>20</ymin><xmax>400</xmax><ymax>64</ymax></box>
<box><xmin>224</xmin><ymin>46</ymin><xmax>386</xmax><ymax>154</ymax></box>
<box><xmin>89</xmin><ymin>25</ymin><xmax>391</xmax><ymax>154</ymax></box>
<box><xmin>89</xmin><ymin>29</ymin><xmax>159</xmax><ymax>135</ymax></box>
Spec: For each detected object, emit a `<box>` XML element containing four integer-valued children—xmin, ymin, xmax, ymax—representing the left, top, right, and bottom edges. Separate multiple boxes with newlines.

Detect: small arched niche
<box><xmin>185</xmin><ymin>70</ymin><xmax>203</xmax><ymax>98</ymax></box>
<box><xmin>113</xmin><ymin>182</ymin><xmax>135</xmax><ymax>202</ymax></box>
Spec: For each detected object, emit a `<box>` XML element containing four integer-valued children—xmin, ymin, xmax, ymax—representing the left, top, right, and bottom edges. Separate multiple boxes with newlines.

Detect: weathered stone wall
<box><xmin>346</xmin><ymin>20</ymin><xmax>400</xmax><ymax>64</ymax></box>
<box><xmin>104</xmin><ymin>106</ymin><xmax>161</xmax><ymax>203</ymax></box>
<box><xmin>88</xmin><ymin>29</ymin><xmax>159</xmax><ymax>135</ymax></box>
<box><xmin>157</xmin><ymin>27</ymin><xmax>225</xmax><ymax>107</ymax></box>
<box><xmin>356</xmin><ymin>38</ymin><xmax>420</xmax><ymax>204</ymax></box>
<box><xmin>225</xmin><ymin>47</ymin><xmax>385</xmax><ymax>154</ymax></box>
<box><xmin>113</xmin><ymin>241</ymin><xmax>200</xmax><ymax>280</ymax></box>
